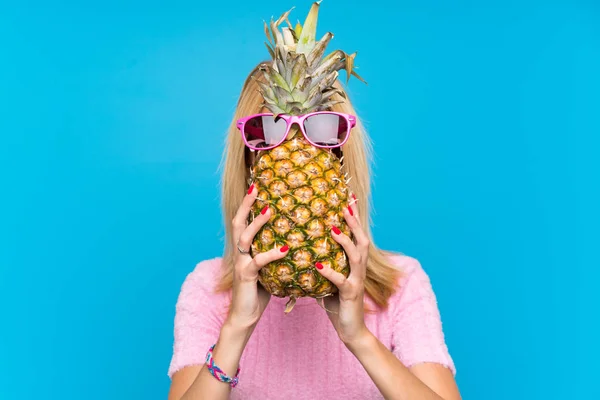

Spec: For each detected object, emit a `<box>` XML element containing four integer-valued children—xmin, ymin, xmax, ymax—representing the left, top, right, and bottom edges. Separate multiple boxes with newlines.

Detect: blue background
<box><xmin>1</xmin><ymin>0</ymin><xmax>598</xmax><ymax>398</ymax></box>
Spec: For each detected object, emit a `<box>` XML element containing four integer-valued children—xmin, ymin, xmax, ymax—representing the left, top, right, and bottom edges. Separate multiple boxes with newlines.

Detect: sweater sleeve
<box><xmin>390</xmin><ymin>256</ymin><xmax>456</xmax><ymax>375</ymax></box>
<box><xmin>167</xmin><ymin>259</ymin><xmax>227</xmax><ymax>378</ymax></box>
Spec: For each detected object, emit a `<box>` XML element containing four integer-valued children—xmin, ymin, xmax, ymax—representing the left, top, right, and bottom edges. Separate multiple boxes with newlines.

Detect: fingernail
<box><xmin>280</xmin><ymin>245</ymin><xmax>289</xmax><ymax>252</ymax></box>
<box><xmin>315</xmin><ymin>262</ymin><xmax>324</xmax><ymax>270</ymax></box>
<box><xmin>247</xmin><ymin>183</ymin><xmax>254</xmax><ymax>195</ymax></box>
<box><xmin>352</xmin><ymin>193</ymin><xmax>357</xmax><ymax>201</ymax></box>
<box><xmin>331</xmin><ymin>226</ymin><xmax>341</xmax><ymax>235</ymax></box>
<box><xmin>261</xmin><ymin>205</ymin><xmax>269</xmax><ymax>215</ymax></box>
<box><xmin>347</xmin><ymin>205</ymin><xmax>354</xmax><ymax>216</ymax></box>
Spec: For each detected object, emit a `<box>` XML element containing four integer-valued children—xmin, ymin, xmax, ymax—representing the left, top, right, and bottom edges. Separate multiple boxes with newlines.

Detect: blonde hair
<box><xmin>217</xmin><ymin>62</ymin><xmax>401</xmax><ymax>310</ymax></box>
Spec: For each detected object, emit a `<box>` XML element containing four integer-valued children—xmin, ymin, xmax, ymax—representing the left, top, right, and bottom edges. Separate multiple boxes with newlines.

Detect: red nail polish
<box><xmin>247</xmin><ymin>183</ymin><xmax>254</xmax><ymax>195</ymax></box>
<box><xmin>331</xmin><ymin>226</ymin><xmax>341</xmax><ymax>235</ymax></box>
<box><xmin>352</xmin><ymin>193</ymin><xmax>357</xmax><ymax>201</ymax></box>
<box><xmin>261</xmin><ymin>205</ymin><xmax>269</xmax><ymax>215</ymax></box>
<box><xmin>347</xmin><ymin>205</ymin><xmax>354</xmax><ymax>216</ymax></box>
<box><xmin>280</xmin><ymin>245</ymin><xmax>289</xmax><ymax>252</ymax></box>
<box><xmin>315</xmin><ymin>262</ymin><xmax>324</xmax><ymax>270</ymax></box>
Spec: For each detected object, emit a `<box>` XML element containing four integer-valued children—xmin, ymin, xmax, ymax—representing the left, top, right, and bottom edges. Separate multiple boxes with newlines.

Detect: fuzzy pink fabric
<box><xmin>168</xmin><ymin>255</ymin><xmax>455</xmax><ymax>399</ymax></box>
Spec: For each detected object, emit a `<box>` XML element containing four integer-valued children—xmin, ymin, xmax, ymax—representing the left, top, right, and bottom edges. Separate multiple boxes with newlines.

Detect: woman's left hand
<box><xmin>315</xmin><ymin>195</ymin><xmax>372</xmax><ymax>348</ymax></box>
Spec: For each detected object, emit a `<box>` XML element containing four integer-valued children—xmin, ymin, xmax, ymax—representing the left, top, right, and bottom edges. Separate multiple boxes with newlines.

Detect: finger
<box><xmin>330</xmin><ymin>225</ymin><xmax>366</xmax><ymax>280</ymax></box>
<box><xmin>232</xmin><ymin>182</ymin><xmax>259</xmax><ymax>240</ymax></box>
<box><xmin>348</xmin><ymin>192</ymin><xmax>362</xmax><ymax>227</ymax></box>
<box><xmin>329</xmin><ymin>225</ymin><xmax>360</xmax><ymax>265</ymax></box>
<box><xmin>315</xmin><ymin>261</ymin><xmax>348</xmax><ymax>291</ymax></box>
<box><xmin>247</xmin><ymin>244</ymin><xmax>290</xmax><ymax>274</ymax></box>
<box><xmin>342</xmin><ymin>205</ymin><xmax>370</xmax><ymax>251</ymax></box>
<box><xmin>237</xmin><ymin>204</ymin><xmax>272</xmax><ymax>251</ymax></box>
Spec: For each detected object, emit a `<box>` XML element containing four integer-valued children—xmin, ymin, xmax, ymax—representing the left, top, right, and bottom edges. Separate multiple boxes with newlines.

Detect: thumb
<box><xmin>315</xmin><ymin>261</ymin><xmax>347</xmax><ymax>291</ymax></box>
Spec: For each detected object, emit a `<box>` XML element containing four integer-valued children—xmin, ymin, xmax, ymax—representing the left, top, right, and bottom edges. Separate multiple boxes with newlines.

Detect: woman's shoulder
<box><xmin>386</xmin><ymin>253</ymin><xmax>424</xmax><ymax>276</ymax></box>
<box><xmin>382</xmin><ymin>253</ymin><xmax>456</xmax><ymax>375</ymax></box>
<box><xmin>186</xmin><ymin>256</ymin><xmax>224</xmax><ymax>281</ymax></box>
<box><xmin>384</xmin><ymin>253</ymin><xmax>439</xmax><ymax>308</ymax></box>
<box><xmin>175</xmin><ymin>257</ymin><xmax>228</xmax><ymax>306</ymax></box>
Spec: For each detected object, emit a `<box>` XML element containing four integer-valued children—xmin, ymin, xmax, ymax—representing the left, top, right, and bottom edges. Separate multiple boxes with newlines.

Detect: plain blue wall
<box><xmin>1</xmin><ymin>0</ymin><xmax>598</xmax><ymax>398</ymax></box>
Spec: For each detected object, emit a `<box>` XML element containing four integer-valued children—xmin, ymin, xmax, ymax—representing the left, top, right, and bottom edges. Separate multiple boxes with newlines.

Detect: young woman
<box><xmin>166</xmin><ymin>63</ymin><xmax>462</xmax><ymax>400</ymax></box>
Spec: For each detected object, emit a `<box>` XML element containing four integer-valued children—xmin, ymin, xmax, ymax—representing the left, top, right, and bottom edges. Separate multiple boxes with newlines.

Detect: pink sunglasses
<box><xmin>236</xmin><ymin>111</ymin><xmax>356</xmax><ymax>151</ymax></box>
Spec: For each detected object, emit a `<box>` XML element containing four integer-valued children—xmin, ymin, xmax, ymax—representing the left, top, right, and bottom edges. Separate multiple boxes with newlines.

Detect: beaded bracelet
<box><xmin>205</xmin><ymin>344</ymin><xmax>240</xmax><ymax>388</ymax></box>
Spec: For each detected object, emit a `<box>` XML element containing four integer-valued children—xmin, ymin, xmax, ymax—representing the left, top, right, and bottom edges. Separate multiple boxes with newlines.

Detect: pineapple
<box><xmin>248</xmin><ymin>1</ymin><xmax>366</xmax><ymax>312</ymax></box>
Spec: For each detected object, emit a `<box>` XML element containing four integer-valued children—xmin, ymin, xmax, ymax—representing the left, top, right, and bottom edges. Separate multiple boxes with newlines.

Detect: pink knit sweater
<box><xmin>168</xmin><ymin>254</ymin><xmax>455</xmax><ymax>399</ymax></box>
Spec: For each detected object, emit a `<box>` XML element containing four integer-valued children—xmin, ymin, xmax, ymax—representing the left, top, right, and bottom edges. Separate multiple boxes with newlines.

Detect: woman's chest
<box><xmin>230</xmin><ymin>302</ymin><xmax>393</xmax><ymax>400</ymax></box>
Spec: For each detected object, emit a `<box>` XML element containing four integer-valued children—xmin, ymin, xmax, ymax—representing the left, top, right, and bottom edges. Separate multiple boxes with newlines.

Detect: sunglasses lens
<box><xmin>303</xmin><ymin>114</ymin><xmax>349</xmax><ymax>147</ymax></box>
<box><xmin>243</xmin><ymin>115</ymin><xmax>287</xmax><ymax>149</ymax></box>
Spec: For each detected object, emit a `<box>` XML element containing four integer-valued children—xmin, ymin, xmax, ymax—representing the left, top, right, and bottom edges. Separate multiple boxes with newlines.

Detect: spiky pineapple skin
<box><xmin>249</xmin><ymin>136</ymin><xmax>352</xmax><ymax>299</ymax></box>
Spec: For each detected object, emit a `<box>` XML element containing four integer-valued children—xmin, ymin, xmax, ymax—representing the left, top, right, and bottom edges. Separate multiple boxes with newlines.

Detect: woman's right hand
<box><xmin>227</xmin><ymin>183</ymin><xmax>289</xmax><ymax>330</ymax></box>
<box><xmin>172</xmin><ymin>186</ymin><xmax>289</xmax><ymax>400</ymax></box>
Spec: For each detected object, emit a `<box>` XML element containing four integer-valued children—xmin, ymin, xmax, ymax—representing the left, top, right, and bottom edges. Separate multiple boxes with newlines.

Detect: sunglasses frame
<box><xmin>236</xmin><ymin>111</ymin><xmax>356</xmax><ymax>151</ymax></box>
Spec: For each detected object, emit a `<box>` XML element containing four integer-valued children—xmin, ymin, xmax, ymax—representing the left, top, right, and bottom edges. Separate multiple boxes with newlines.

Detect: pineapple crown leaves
<box><xmin>257</xmin><ymin>1</ymin><xmax>366</xmax><ymax>116</ymax></box>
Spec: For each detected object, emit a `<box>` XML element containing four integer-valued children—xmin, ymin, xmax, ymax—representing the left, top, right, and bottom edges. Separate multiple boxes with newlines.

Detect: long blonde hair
<box><xmin>217</xmin><ymin>63</ymin><xmax>401</xmax><ymax>310</ymax></box>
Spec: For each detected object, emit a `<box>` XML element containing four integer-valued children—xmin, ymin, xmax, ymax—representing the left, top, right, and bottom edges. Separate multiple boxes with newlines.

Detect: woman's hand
<box><xmin>315</xmin><ymin>195</ymin><xmax>372</xmax><ymax>348</ymax></box>
<box><xmin>227</xmin><ymin>183</ymin><xmax>290</xmax><ymax>330</ymax></box>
